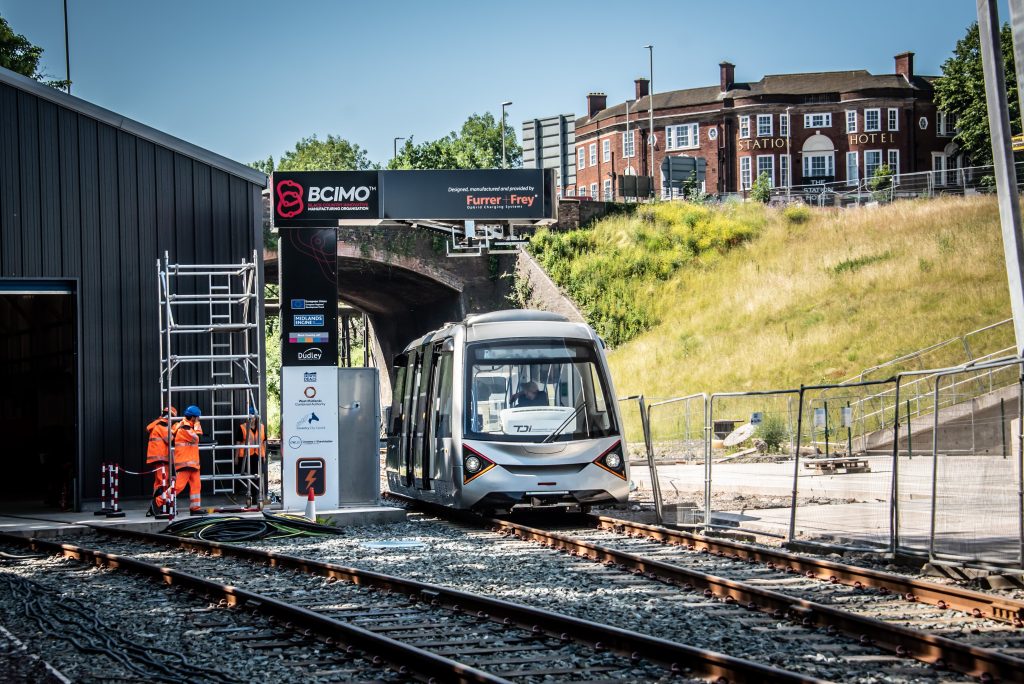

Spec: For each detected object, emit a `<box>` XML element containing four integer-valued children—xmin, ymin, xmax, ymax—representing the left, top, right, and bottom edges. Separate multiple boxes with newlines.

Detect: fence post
<box><xmin>638</xmin><ymin>395</ymin><xmax>664</xmax><ymax>525</ymax></box>
<box><xmin>1018</xmin><ymin>372</ymin><xmax>1024</xmax><ymax>569</ymax></box>
<box><xmin>890</xmin><ymin>376</ymin><xmax>903</xmax><ymax>555</ymax></box>
<box><xmin>929</xmin><ymin>374</ymin><xmax>943</xmax><ymax>562</ymax></box>
<box><xmin>705</xmin><ymin>395</ymin><xmax>714</xmax><ymax>534</ymax></box>
<box><xmin>788</xmin><ymin>385</ymin><xmax>806</xmax><ymax>543</ymax></box>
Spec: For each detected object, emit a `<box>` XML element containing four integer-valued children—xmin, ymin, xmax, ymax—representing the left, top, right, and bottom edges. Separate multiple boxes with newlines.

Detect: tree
<box><xmin>750</xmin><ymin>171</ymin><xmax>772</xmax><ymax>203</ymax></box>
<box><xmin>389</xmin><ymin>112</ymin><xmax>521</xmax><ymax>170</ymax></box>
<box><xmin>869</xmin><ymin>163</ymin><xmax>894</xmax><ymax>202</ymax></box>
<box><xmin>276</xmin><ymin>134</ymin><xmax>373</xmax><ymax>171</ymax></box>
<box><xmin>0</xmin><ymin>13</ymin><xmax>42</xmax><ymax>79</ymax></box>
<box><xmin>935</xmin><ymin>22</ymin><xmax>1020</xmax><ymax>167</ymax></box>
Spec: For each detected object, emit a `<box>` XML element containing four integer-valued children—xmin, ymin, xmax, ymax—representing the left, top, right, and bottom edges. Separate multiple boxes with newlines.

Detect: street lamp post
<box><xmin>393</xmin><ymin>136</ymin><xmax>406</xmax><ymax>163</ymax></box>
<box><xmin>644</xmin><ymin>45</ymin><xmax>655</xmax><ymax>196</ymax></box>
<box><xmin>501</xmin><ymin>101</ymin><xmax>513</xmax><ymax>168</ymax></box>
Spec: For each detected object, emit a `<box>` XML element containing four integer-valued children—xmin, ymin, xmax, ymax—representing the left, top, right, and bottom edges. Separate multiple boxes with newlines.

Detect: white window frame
<box><xmin>887</xmin><ymin>149</ymin><xmax>900</xmax><ymax>180</ymax></box>
<box><xmin>590</xmin><ymin>182</ymin><xmax>598</xmax><ymax>198</ymax></box>
<box><xmin>602</xmin><ymin>178</ymin><xmax>612</xmax><ymax>200</ymax></box>
<box><xmin>577</xmin><ymin>147</ymin><xmax>585</xmax><ymax>170</ymax></box>
<box><xmin>802</xmin><ymin>152</ymin><xmax>835</xmax><ymax>178</ymax></box>
<box><xmin>740</xmin><ymin>156</ymin><xmax>752</xmax><ymax>191</ymax></box>
<box><xmin>803</xmin><ymin>112</ymin><xmax>832</xmax><ymax>129</ymax></box>
<box><xmin>937</xmin><ymin>111</ymin><xmax>955</xmax><ymax>136</ymax></box>
<box><xmin>846</xmin><ymin>110</ymin><xmax>857</xmax><ymax>134</ymax></box>
<box><xmin>864</xmin><ymin>149</ymin><xmax>883</xmax><ymax>180</ymax></box>
<box><xmin>566</xmin><ymin>187</ymin><xmax>575</xmax><ymax>197</ymax></box>
<box><xmin>864</xmin><ymin>108</ymin><xmax>881</xmax><ymax>132</ymax></box>
<box><xmin>602</xmin><ymin>139</ymin><xmax>611</xmax><ymax>163</ymax></box>
<box><xmin>757</xmin><ymin>114</ymin><xmax>773</xmax><ymax>137</ymax></box>
<box><xmin>739</xmin><ymin>115</ymin><xmax>751</xmax><ymax>139</ymax></box>
<box><xmin>846</xmin><ymin>151</ymin><xmax>859</xmax><ymax>187</ymax></box>
<box><xmin>756</xmin><ymin>154</ymin><xmax>775</xmax><ymax>187</ymax></box>
<box><xmin>932</xmin><ymin>152</ymin><xmax>948</xmax><ymax>185</ymax></box>
<box><xmin>780</xmin><ymin>154</ymin><xmax>790</xmax><ymax>188</ymax></box>
<box><xmin>888</xmin><ymin>108</ymin><xmax>899</xmax><ymax>132</ymax></box>
<box><xmin>622</xmin><ymin>130</ymin><xmax>635</xmax><ymax>158</ymax></box>
<box><xmin>588</xmin><ymin>143</ymin><xmax>597</xmax><ymax>166</ymax></box>
<box><xmin>779</xmin><ymin>113</ymin><xmax>789</xmax><ymax>137</ymax></box>
<box><xmin>666</xmin><ymin>123</ymin><xmax>700</xmax><ymax>151</ymax></box>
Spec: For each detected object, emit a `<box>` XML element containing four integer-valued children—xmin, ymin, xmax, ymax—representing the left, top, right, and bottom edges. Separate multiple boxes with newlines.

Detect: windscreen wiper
<box><xmin>542</xmin><ymin>401</ymin><xmax>586</xmax><ymax>444</ymax></box>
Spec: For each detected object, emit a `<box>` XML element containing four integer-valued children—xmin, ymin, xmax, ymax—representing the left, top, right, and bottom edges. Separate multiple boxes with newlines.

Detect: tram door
<box><xmin>399</xmin><ymin>351</ymin><xmax>419</xmax><ymax>487</ymax></box>
<box><xmin>387</xmin><ymin>353</ymin><xmax>408</xmax><ymax>486</ymax></box>
<box><xmin>412</xmin><ymin>344</ymin><xmax>440</xmax><ymax>490</ymax></box>
<box><xmin>426</xmin><ymin>344</ymin><xmax>453</xmax><ymax>485</ymax></box>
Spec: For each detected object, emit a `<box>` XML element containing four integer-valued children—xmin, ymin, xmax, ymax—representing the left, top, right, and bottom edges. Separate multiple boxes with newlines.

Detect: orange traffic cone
<box><xmin>304</xmin><ymin>486</ymin><xmax>316</xmax><ymax>522</ymax></box>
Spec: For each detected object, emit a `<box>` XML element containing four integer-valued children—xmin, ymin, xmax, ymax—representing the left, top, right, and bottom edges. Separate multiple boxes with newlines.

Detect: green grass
<box><xmin>539</xmin><ymin>196</ymin><xmax>1012</xmax><ymax>398</ymax></box>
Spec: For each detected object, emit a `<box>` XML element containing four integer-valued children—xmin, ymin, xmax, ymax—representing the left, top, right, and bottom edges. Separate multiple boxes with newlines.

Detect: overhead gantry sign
<box><xmin>273</xmin><ymin>169</ymin><xmax>558</xmax><ymax>254</ymax></box>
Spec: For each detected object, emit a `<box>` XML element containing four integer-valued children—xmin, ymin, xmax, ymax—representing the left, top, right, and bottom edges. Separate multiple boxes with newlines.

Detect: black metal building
<box><xmin>0</xmin><ymin>67</ymin><xmax>266</xmax><ymax>511</ymax></box>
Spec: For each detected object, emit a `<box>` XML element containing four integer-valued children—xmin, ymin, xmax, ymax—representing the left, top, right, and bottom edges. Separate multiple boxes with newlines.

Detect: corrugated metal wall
<box><xmin>0</xmin><ymin>81</ymin><xmax>263</xmax><ymax>502</ymax></box>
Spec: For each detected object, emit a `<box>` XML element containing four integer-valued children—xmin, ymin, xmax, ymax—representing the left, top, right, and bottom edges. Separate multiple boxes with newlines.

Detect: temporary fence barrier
<box><xmin>631</xmin><ymin>356</ymin><xmax>1024</xmax><ymax>569</ymax></box>
<box><xmin>617</xmin><ymin>395</ymin><xmax>663</xmax><ymax>522</ymax></box>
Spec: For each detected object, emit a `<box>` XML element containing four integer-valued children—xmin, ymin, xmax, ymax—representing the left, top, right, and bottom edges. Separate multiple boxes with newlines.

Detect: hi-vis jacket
<box><xmin>171</xmin><ymin>418</ymin><xmax>202</xmax><ymax>470</ymax></box>
<box><xmin>239</xmin><ymin>421</ymin><xmax>266</xmax><ymax>459</ymax></box>
<box><xmin>146</xmin><ymin>417</ymin><xmax>171</xmax><ymax>463</ymax></box>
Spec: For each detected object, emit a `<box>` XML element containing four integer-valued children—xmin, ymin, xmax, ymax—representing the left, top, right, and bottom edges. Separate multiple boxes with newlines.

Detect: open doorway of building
<box><xmin>0</xmin><ymin>281</ymin><xmax>78</xmax><ymax>512</ymax></box>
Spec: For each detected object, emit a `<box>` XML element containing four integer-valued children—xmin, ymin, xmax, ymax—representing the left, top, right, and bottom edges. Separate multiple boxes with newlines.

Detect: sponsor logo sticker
<box><xmin>297</xmin><ymin>347</ymin><xmax>323</xmax><ymax>361</ymax></box>
<box><xmin>289</xmin><ymin>332</ymin><xmax>329</xmax><ymax>344</ymax></box>
<box><xmin>304</xmin><ymin>386</ymin><xmax>317</xmax><ymax>399</ymax></box>
<box><xmin>276</xmin><ymin>179</ymin><xmax>304</xmax><ymax>218</ymax></box>
<box><xmin>293</xmin><ymin>314</ymin><xmax>324</xmax><ymax>327</ymax></box>
<box><xmin>303</xmin><ymin>371</ymin><xmax>317</xmax><ymax>382</ymax></box>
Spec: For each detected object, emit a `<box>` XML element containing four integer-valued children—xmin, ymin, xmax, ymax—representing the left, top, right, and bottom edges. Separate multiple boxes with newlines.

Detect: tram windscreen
<box><xmin>464</xmin><ymin>339</ymin><xmax>617</xmax><ymax>443</ymax></box>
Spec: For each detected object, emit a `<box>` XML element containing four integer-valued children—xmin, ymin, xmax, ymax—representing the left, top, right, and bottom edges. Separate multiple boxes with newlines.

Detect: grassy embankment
<box><xmin>529</xmin><ymin>196</ymin><xmax>1012</xmax><ymax>400</ymax></box>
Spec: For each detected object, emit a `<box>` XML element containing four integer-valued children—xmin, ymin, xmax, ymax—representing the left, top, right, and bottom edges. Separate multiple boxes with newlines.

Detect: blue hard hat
<box><xmin>248</xmin><ymin>406</ymin><xmax>257</xmax><ymax>415</ymax></box>
<box><xmin>184</xmin><ymin>405</ymin><xmax>201</xmax><ymax>418</ymax></box>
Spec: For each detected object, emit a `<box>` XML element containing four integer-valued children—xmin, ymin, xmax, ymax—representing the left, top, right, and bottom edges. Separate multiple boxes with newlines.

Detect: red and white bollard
<box><xmin>94</xmin><ymin>462</ymin><xmax>109</xmax><ymax>515</ymax></box>
<box><xmin>105</xmin><ymin>464</ymin><xmax>125</xmax><ymax>518</ymax></box>
<box><xmin>166</xmin><ymin>472</ymin><xmax>177</xmax><ymax>520</ymax></box>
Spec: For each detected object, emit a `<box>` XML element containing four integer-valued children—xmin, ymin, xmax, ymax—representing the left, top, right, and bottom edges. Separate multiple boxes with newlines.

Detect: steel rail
<box><xmin>588</xmin><ymin>514</ymin><xmax>1024</xmax><ymax>627</ymax></box>
<box><xmin>85</xmin><ymin>525</ymin><xmax>821</xmax><ymax>684</ymax></box>
<box><xmin>388</xmin><ymin>495</ymin><xmax>1024</xmax><ymax>682</ymax></box>
<box><xmin>0</xmin><ymin>532</ymin><xmax>505</xmax><ymax>684</ymax></box>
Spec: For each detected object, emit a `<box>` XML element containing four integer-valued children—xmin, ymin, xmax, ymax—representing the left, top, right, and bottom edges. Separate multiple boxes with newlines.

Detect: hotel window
<box><xmin>590</xmin><ymin>182</ymin><xmax>598</xmax><ymax>198</ymax></box>
<box><xmin>846</xmin><ymin>151</ymin><xmax>859</xmax><ymax>186</ymax></box>
<box><xmin>780</xmin><ymin>154</ymin><xmax>790</xmax><ymax>187</ymax></box>
<box><xmin>578</xmin><ymin>148</ymin><xmax>585</xmax><ymax>170</ymax></box>
<box><xmin>888</xmin><ymin>108</ymin><xmax>899</xmax><ymax>131</ymax></box>
<box><xmin>803</xmin><ymin>112</ymin><xmax>832</xmax><ymax>128</ymax></box>
<box><xmin>666</xmin><ymin>123</ymin><xmax>699</xmax><ymax>150</ymax></box>
<box><xmin>589</xmin><ymin>143</ymin><xmax>597</xmax><ymax>166</ymax></box>
<box><xmin>756</xmin><ymin>155</ymin><xmax>775</xmax><ymax>187</ymax></box>
<box><xmin>757</xmin><ymin>114</ymin><xmax>773</xmax><ymax>137</ymax></box>
<box><xmin>802</xmin><ymin>153</ymin><xmax>835</xmax><ymax>178</ymax></box>
<box><xmin>739</xmin><ymin>115</ymin><xmax>751</xmax><ymax>138</ymax></box>
<box><xmin>780</xmin><ymin>113</ymin><xmax>789</xmax><ymax>137</ymax></box>
<box><xmin>603</xmin><ymin>179</ymin><xmax>612</xmax><ymax>200</ymax></box>
<box><xmin>740</xmin><ymin>156</ymin><xmax>752</xmax><ymax>190</ymax></box>
<box><xmin>622</xmin><ymin>130</ymin><xmax>635</xmax><ymax>158</ymax></box>
<box><xmin>937</xmin><ymin>111</ymin><xmax>956</xmax><ymax>136</ymax></box>
<box><xmin>864</xmin><ymin>109</ymin><xmax>881</xmax><ymax>132</ymax></box>
<box><xmin>846</xmin><ymin>110</ymin><xmax>857</xmax><ymax>134</ymax></box>
<box><xmin>887</xmin><ymin>149</ymin><xmax>900</xmax><ymax>179</ymax></box>
<box><xmin>602</xmin><ymin>139</ymin><xmax>611</xmax><ymax>162</ymax></box>
<box><xmin>864</xmin><ymin>150</ymin><xmax>882</xmax><ymax>180</ymax></box>
<box><xmin>932</xmin><ymin>153</ymin><xmax>948</xmax><ymax>185</ymax></box>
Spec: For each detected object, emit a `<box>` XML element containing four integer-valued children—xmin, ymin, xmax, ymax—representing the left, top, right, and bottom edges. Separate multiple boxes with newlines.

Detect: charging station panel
<box><xmin>282</xmin><ymin>366</ymin><xmax>338</xmax><ymax>509</ymax></box>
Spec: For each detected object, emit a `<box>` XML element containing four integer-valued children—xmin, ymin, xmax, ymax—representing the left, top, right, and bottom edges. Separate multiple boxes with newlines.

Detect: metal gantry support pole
<box><xmin>980</xmin><ymin>0</ymin><xmax>1024</xmax><ymax>358</ymax></box>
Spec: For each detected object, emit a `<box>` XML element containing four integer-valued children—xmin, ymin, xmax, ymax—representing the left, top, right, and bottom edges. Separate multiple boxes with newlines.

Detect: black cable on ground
<box><xmin>160</xmin><ymin>511</ymin><xmax>343</xmax><ymax>543</ymax></box>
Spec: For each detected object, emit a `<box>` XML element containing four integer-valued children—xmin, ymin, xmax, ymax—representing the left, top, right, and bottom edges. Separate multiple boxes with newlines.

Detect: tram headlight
<box><xmin>593</xmin><ymin>441</ymin><xmax>627</xmax><ymax>480</ymax></box>
<box><xmin>462</xmin><ymin>445</ymin><xmax>495</xmax><ymax>484</ymax></box>
<box><xmin>465</xmin><ymin>455</ymin><xmax>483</xmax><ymax>474</ymax></box>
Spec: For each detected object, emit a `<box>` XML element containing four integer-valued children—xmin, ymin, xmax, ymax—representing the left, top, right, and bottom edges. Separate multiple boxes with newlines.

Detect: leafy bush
<box><xmin>782</xmin><ymin>203</ymin><xmax>811</xmax><ymax>224</ymax></box>
<box><xmin>869</xmin><ymin>164</ymin><xmax>894</xmax><ymax>202</ymax></box>
<box><xmin>829</xmin><ymin>251</ymin><xmax>893</xmax><ymax>275</ymax></box>
<box><xmin>754</xmin><ymin>414</ymin><xmax>789</xmax><ymax>453</ymax></box>
<box><xmin>750</xmin><ymin>171</ymin><xmax>772</xmax><ymax>204</ymax></box>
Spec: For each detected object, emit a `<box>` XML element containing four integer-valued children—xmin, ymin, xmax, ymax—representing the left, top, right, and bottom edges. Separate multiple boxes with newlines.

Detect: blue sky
<box><xmin>0</xmin><ymin>0</ymin><xmax>1007</xmax><ymax>168</ymax></box>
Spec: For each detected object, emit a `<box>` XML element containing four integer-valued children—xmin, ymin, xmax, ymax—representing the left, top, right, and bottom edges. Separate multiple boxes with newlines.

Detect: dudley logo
<box><xmin>276</xmin><ymin>179</ymin><xmax>304</xmax><ymax>218</ymax></box>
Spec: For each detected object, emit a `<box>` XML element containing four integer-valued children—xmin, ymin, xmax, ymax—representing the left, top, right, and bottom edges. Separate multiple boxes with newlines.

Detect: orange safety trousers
<box><xmin>157</xmin><ymin>467</ymin><xmax>202</xmax><ymax>511</ymax></box>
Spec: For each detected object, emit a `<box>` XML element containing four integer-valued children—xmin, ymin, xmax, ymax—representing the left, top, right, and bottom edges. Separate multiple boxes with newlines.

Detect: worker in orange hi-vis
<box><xmin>155</xmin><ymin>405</ymin><xmax>205</xmax><ymax>516</ymax></box>
<box><xmin>144</xmin><ymin>406</ymin><xmax>175</xmax><ymax>517</ymax></box>
<box><xmin>238</xmin><ymin>406</ymin><xmax>266</xmax><ymax>496</ymax></box>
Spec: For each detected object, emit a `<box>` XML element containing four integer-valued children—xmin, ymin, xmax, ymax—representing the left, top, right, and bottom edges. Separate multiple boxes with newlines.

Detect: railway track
<box><xmin>0</xmin><ymin>528</ymin><xmax>818</xmax><ymax>683</ymax></box>
<box><xmin>387</xmin><ymin>493</ymin><xmax>1024</xmax><ymax>683</ymax></box>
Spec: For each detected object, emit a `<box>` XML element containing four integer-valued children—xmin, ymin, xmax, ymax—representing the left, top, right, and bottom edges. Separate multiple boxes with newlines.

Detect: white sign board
<box><xmin>281</xmin><ymin>366</ymin><xmax>339</xmax><ymax>510</ymax></box>
<box><xmin>841</xmin><ymin>406</ymin><xmax>853</xmax><ymax>428</ymax></box>
<box><xmin>750</xmin><ymin>412</ymin><xmax>764</xmax><ymax>426</ymax></box>
<box><xmin>813</xmin><ymin>408</ymin><xmax>826</xmax><ymax>428</ymax></box>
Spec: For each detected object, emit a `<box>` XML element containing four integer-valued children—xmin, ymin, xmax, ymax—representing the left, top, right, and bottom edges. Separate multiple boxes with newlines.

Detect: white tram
<box><xmin>385</xmin><ymin>310</ymin><xmax>629</xmax><ymax>513</ymax></box>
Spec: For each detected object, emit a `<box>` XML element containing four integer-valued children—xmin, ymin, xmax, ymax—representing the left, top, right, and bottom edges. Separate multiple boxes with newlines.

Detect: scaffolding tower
<box><xmin>158</xmin><ymin>251</ymin><xmax>265</xmax><ymax>508</ymax></box>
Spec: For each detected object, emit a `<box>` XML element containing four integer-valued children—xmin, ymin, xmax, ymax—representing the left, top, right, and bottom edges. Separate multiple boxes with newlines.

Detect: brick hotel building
<box><xmin>570</xmin><ymin>53</ymin><xmax>959</xmax><ymax>199</ymax></box>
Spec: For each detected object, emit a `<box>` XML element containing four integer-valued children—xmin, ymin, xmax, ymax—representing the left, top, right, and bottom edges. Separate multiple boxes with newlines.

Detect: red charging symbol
<box><xmin>296</xmin><ymin>458</ymin><xmax>326</xmax><ymax>497</ymax></box>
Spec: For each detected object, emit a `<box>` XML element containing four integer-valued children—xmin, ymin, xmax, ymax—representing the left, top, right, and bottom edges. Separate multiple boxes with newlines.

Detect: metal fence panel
<box><xmin>646</xmin><ymin>394</ymin><xmax>707</xmax><ymax>528</ymax></box>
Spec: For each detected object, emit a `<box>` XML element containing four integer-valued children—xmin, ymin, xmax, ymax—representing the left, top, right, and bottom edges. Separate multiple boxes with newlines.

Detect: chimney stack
<box><xmin>720</xmin><ymin>61</ymin><xmax>735</xmax><ymax>92</ymax></box>
<box><xmin>586</xmin><ymin>92</ymin><xmax>607</xmax><ymax>118</ymax></box>
<box><xmin>894</xmin><ymin>52</ymin><xmax>914</xmax><ymax>82</ymax></box>
<box><xmin>634</xmin><ymin>78</ymin><xmax>650</xmax><ymax>100</ymax></box>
